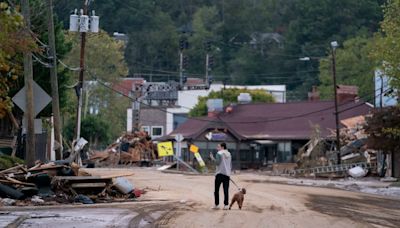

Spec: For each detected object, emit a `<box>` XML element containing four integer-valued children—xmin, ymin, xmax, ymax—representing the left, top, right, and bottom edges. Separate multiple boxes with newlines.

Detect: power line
<box><xmin>32</xmin><ymin>54</ymin><xmax>52</xmax><ymax>68</ymax></box>
<box><xmin>58</xmin><ymin>59</ymin><xmax>80</xmax><ymax>71</ymax></box>
<box><xmin>87</xmin><ymin>69</ymin><xmax>387</xmax><ymax>126</ymax></box>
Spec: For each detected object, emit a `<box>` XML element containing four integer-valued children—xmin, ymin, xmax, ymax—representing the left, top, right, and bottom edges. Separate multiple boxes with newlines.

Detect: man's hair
<box><xmin>220</xmin><ymin>142</ymin><xmax>227</xmax><ymax>149</ymax></box>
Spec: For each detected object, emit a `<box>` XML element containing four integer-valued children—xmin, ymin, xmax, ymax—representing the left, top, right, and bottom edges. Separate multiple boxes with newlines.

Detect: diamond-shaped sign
<box><xmin>12</xmin><ymin>81</ymin><xmax>52</xmax><ymax>117</ymax></box>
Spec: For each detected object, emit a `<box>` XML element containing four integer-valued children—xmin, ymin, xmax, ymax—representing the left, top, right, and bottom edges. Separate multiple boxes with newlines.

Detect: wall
<box><xmin>140</xmin><ymin>107</ymin><xmax>167</xmax><ymax>139</ymax></box>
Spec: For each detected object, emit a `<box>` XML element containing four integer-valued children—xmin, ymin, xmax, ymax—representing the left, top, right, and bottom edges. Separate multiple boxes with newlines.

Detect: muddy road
<box><xmin>1</xmin><ymin>168</ymin><xmax>399</xmax><ymax>227</ymax></box>
<box><xmin>127</xmin><ymin>168</ymin><xmax>400</xmax><ymax>228</ymax></box>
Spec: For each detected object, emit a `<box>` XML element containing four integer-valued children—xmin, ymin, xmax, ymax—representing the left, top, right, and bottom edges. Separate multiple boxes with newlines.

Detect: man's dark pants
<box><xmin>214</xmin><ymin>173</ymin><xmax>230</xmax><ymax>206</ymax></box>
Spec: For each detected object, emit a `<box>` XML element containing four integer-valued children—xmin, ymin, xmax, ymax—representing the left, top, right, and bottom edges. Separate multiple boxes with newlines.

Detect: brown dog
<box><xmin>229</xmin><ymin>188</ymin><xmax>246</xmax><ymax>210</ymax></box>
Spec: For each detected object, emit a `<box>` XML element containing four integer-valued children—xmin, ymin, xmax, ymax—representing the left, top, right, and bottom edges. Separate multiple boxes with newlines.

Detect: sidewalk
<box><xmin>237</xmin><ymin>171</ymin><xmax>400</xmax><ymax>198</ymax></box>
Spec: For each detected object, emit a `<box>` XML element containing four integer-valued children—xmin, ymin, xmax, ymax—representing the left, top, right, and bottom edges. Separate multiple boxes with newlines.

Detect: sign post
<box><xmin>175</xmin><ymin>134</ymin><xmax>184</xmax><ymax>170</ymax></box>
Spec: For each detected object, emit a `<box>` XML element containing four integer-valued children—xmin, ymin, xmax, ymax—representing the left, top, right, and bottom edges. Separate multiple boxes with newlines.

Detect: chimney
<box><xmin>337</xmin><ymin>85</ymin><xmax>358</xmax><ymax>103</ymax></box>
<box><xmin>308</xmin><ymin>86</ymin><xmax>320</xmax><ymax>101</ymax></box>
<box><xmin>207</xmin><ymin>99</ymin><xmax>223</xmax><ymax>117</ymax></box>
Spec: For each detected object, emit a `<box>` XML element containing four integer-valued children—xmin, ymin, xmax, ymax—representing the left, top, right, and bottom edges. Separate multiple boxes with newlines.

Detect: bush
<box><xmin>0</xmin><ymin>155</ymin><xmax>25</xmax><ymax>169</ymax></box>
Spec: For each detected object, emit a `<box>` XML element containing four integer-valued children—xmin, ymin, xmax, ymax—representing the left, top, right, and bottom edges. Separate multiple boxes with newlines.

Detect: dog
<box><xmin>229</xmin><ymin>188</ymin><xmax>246</xmax><ymax>210</ymax></box>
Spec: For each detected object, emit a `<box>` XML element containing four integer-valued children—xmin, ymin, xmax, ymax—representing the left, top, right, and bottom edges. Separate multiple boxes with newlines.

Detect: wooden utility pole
<box><xmin>75</xmin><ymin>0</ymin><xmax>88</xmax><ymax>141</ymax></box>
<box><xmin>331</xmin><ymin>42</ymin><xmax>341</xmax><ymax>164</ymax></box>
<box><xmin>47</xmin><ymin>0</ymin><xmax>62</xmax><ymax>159</ymax></box>
<box><xmin>21</xmin><ymin>0</ymin><xmax>36</xmax><ymax>167</ymax></box>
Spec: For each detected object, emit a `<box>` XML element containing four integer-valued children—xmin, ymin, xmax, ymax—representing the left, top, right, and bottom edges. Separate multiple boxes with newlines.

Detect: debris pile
<box><xmin>338</xmin><ymin>116</ymin><xmax>377</xmax><ymax>168</ymax></box>
<box><xmin>0</xmin><ymin>162</ymin><xmax>143</xmax><ymax>206</ymax></box>
<box><xmin>89</xmin><ymin>132</ymin><xmax>157</xmax><ymax>167</ymax></box>
<box><xmin>295</xmin><ymin>115</ymin><xmax>377</xmax><ymax>177</ymax></box>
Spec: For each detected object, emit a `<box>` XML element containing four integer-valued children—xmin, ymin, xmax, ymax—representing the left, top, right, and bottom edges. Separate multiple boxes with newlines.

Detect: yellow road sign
<box><xmin>157</xmin><ymin>141</ymin><xmax>174</xmax><ymax>157</ymax></box>
<box><xmin>194</xmin><ymin>152</ymin><xmax>205</xmax><ymax>167</ymax></box>
<box><xmin>189</xmin><ymin>144</ymin><xmax>199</xmax><ymax>153</ymax></box>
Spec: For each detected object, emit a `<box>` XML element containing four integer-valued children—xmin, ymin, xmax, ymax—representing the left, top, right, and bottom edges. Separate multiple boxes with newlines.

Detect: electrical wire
<box><xmin>86</xmin><ymin>68</ymin><xmax>389</xmax><ymax>126</ymax></box>
<box><xmin>32</xmin><ymin>54</ymin><xmax>52</xmax><ymax>68</ymax></box>
<box><xmin>58</xmin><ymin>59</ymin><xmax>81</xmax><ymax>71</ymax></box>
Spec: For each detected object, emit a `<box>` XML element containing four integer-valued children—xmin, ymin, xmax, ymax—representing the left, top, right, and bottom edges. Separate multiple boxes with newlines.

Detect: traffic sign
<box><xmin>194</xmin><ymin>152</ymin><xmax>205</xmax><ymax>167</ymax></box>
<box><xmin>174</xmin><ymin>134</ymin><xmax>184</xmax><ymax>142</ymax></box>
<box><xmin>157</xmin><ymin>141</ymin><xmax>174</xmax><ymax>157</ymax></box>
<box><xmin>12</xmin><ymin>81</ymin><xmax>52</xmax><ymax>116</ymax></box>
<box><xmin>190</xmin><ymin>144</ymin><xmax>199</xmax><ymax>153</ymax></box>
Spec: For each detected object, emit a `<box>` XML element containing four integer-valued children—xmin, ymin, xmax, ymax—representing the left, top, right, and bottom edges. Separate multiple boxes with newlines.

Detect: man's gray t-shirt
<box><xmin>215</xmin><ymin>149</ymin><xmax>232</xmax><ymax>176</ymax></box>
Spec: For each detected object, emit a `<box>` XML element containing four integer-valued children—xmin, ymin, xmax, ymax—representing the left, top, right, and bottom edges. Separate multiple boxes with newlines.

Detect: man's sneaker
<box><xmin>211</xmin><ymin>205</ymin><xmax>219</xmax><ymax>210</ymax></box>
<box><xmin>223</xmin><ymin>205</ymin><xmax>229</xmax><ymax>210</ymax></box>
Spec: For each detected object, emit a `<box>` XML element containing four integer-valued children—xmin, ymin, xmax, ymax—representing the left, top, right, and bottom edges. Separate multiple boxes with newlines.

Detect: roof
<box><xmin>169</xmin><ymin>100</ymin><xmax>372</xmax><ymax>141</ymax></box>
<box><xmin>112</xmin><ymin>78</ymin><xmax>144</xmax><ymax>97</ymax></box>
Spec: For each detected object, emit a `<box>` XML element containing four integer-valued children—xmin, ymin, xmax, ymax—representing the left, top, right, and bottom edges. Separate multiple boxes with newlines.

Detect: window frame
<box><xmin>151</xmin><ymin>126</ymin><xmax>164</xmax><ymax>138</ymax></box>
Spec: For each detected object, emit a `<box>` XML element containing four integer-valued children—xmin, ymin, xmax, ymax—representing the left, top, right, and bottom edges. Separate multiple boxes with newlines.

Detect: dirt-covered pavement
<box><xmin>1</xmin><ymin>167</ymin><xmax>400</xmax><ymax>227</ymax></box>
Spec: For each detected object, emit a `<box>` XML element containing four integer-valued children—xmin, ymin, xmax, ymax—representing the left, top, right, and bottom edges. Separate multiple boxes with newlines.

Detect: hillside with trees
<box><xmin>54</xmin><ymin>0</ymin><xmax>385</xmax><ymax>101</ymax></box>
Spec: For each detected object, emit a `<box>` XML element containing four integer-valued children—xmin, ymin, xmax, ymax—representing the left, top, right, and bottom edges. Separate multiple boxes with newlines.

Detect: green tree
<box><xmin>0</xmin><ymin>2</ymin><xmax>37</xmax><ymax>118</ymax></box>
<box><xmin>64</xmin><ymin>115</ymin><xmax>112</xmax><ymax>149</ymax></box>
<box><xmin>318</xmin><ymin>36</ymin><xmax>376</xmax><ymax>100</ymax></box>
<box><xmin>61</xmin><ymin>30</ymin><xmax>129</xmax><ymax>142</ymax></box>
<box><xmin>63</xmin><ymin>30</ymin><xmax>128</xmax><ymax>83</ymax></box>
<box><xmin>189</xmin><ymin>88</ymin><xmax>275</xmax><ymax>117</ymax></box>
<box><xmin>186</xmin><ymin>6</ymin><xmax>222</xmax><ymax>75</ymax></box>
<box><xmin>365</xmin><ymin>106</ymin><xmax>400</xmax><ymax>155</ymax></box>
<box><xmin>371</xmin><ymin>0</ymin><xmax>400</xmax><ymax>91</ymax></box>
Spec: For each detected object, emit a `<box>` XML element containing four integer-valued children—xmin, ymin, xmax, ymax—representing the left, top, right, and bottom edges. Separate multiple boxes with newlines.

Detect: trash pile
<box><xmin>295</xmin><ymin>115</ymin><xmax>378</xmax><ymax>177</ymax></box>
<box><xmin>338</xmin><ymin>116</ymin><xmax>377</xmax><ymax>167</ymax></box>
<box><xmin>0</xmin><ymin>161</ymin><xmax>142</xmax><ymax>206</ymax></box>
<box><xmin>89</xmin><ymin>132</ymin><xmax>157</xmax><ymax>167</ymax></box>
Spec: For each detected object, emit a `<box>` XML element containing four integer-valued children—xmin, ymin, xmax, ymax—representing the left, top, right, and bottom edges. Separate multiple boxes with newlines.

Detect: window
<box><xmin>277</xmin><ymin>142</ymin><xmax>292</xmax><ymax>163</ymax></box>
<box><xmin>141</xmin><ymin>126</ymin><xmax>150</xmax><ymax>134</ymax></box>
<box><xmin>151</xmin><ymin>126</ymin><xmax>163</xmax><ymax>138</ymax></box>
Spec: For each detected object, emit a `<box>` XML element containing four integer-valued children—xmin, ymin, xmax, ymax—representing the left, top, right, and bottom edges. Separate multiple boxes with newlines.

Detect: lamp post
<box><xmin>330</xmin><ymin>41</ymin><xmax>341</xmax><ymax>164</ymax></box>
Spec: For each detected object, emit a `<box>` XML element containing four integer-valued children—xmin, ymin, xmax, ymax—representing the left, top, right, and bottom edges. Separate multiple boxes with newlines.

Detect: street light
<box><xmin>330</xmin><ymin>41</ymin><xmax>341</xmax><ymax>164</ymax></box>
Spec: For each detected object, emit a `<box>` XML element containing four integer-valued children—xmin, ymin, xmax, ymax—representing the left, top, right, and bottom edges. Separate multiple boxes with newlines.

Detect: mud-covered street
<box><xmin>1</xmin><ymin>168</ymin><xmax>400</xmax><ymax>227</ymax></box>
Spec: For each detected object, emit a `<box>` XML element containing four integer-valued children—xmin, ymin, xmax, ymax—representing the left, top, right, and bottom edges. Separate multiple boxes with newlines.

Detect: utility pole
<box><xmin>205</xmin><ymin>53</ymin><xmax>210</xmax><ymax>87</ymax></box>
<box><xmin>75</xmin><ymin>0</ymin><xmax>88</xmax><ymax>141</ymax></box>
<box><xmin>131</xmin><ymin>84</ymin><xmax>141</xmax><ymax>132</ymax></box>
<box><xmin>380</xmin><ymin>75</ymin><xmax>384</xmax><ymax>109</ymax></box>
<box><xmin>179</xmin><ymin>50</ymin><xmax>183</xmax><ymax>88</ymax></box>
<box><xmin>47</xmin><ymin>0</ymin><xmax>62</xmax><ymax>159</ymax></box>
<box><xmin>331</xmin><ymin>41</ymin><xmax>341</xmax><ymax>164</ymax></box>
<box><xmin>21</xmin><ymin>0</ymin><xmax>35</xmax><ymax>167</ymax></box>
<box><xmin>205</xmin><ymin>41</ymin><xmax>211</xmax><ymax>88</ymax></box>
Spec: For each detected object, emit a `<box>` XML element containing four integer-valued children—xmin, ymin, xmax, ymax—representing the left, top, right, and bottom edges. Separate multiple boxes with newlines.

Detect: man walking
<box><xmin>210</xmin><ymin>142</ymin><xmax>232</xmax><ymax>210</ymax></box>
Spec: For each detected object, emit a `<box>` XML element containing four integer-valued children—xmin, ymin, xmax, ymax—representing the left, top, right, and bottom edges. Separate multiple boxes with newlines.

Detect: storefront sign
<box><xmin>205</xmin><ymin>132</ymin><xmax>227</xmax><ymax>141</ymax></box>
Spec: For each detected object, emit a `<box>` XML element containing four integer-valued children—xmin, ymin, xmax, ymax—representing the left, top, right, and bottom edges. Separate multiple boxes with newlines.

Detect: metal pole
<box><xmin>179</xmin><ymin>51</ymin><xmax>183</xmax><ymax>88</ymax></box>
<box><xmin>21</xmin><ymin>0</ymin><xmax>36</xmax><ymax>167</ymax></box>
<box><xmin>380</xmin><ymin>75</ymin><xmax>384</xmax><ymax>109</ymax></box>
<box><xmin>47</xmin><ymin>0</ymin><xmax>62</xmax><ymax>159</ymax></box>
<box><xmin>205</xmin><ymin>53</ymin><xmax>209</xmax><ymax>87</ymax></box>
<box><xmin>331</xmin><ymin>46</ymin><xmax>341</xmax><ymax>164</ymax></box>
<box><xmin>75</xmin><ymin>0</ymin><xmax>88</xmax><ymax>141</ymax></box>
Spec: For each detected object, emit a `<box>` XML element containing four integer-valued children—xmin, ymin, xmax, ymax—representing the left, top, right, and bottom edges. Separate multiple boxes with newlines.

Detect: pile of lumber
<box><xmin>0</xmin><ymin>161</ymin><xmax>141</xmax><ymax>206</ymax></box>
<box><xmin>295</xmin><ymin>115</ymin><xmax>377</xmax><ymax>176</ymax></box>
<box><xmin>89</xmin><ymin>132</ymin><xmax>157</xmax><ymax>166</ymax></box>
